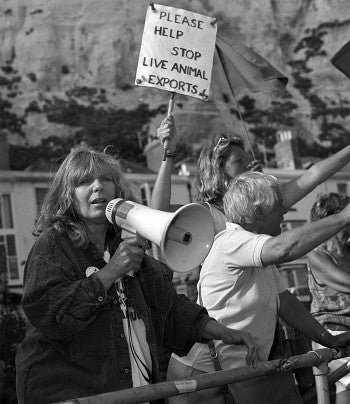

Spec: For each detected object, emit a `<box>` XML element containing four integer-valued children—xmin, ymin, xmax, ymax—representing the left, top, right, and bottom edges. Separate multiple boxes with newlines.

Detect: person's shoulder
<box><xmin>31</xmin><ymin>227</ymin><xmax>67</xmax><ymax>257</ymax></box>
<box><xmin>222</xmin><ymin>222</ymin><xmax>250</xmax><ymax>236</ymax></box>
<box><xmin>212</xmin><ymin>223</ymin><xmax>244</xmax><ymax>250</ymax></box>
<box><xmin>142</xmin><ymin>254</ymin><xmax>173</xmax><ymax>283</ymax></box>
<box><xmin>219</xmin><ymin>223</ymin><xmax>271</xmax><ymax>249</ymax></box>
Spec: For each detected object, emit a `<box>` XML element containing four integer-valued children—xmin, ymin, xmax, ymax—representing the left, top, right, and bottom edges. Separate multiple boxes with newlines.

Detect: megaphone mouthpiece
<box><xmin>166</xmin><ymin>225</ymin><xmax>192</xmax><ymax>245</ymax></box>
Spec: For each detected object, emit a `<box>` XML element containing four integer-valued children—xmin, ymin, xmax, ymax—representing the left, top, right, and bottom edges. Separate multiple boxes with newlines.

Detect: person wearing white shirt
<box><xmin>168</xmin><ymin>171</ymin><xmax>350</xmax><ymax>404</ymax></box>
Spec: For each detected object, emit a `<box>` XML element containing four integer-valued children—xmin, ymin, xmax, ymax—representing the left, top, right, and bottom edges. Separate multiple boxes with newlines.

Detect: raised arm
<box><xmin>281</xmin><ymin>145</ymin><xmax>350</xmax><ymax>209</ymax></box>
<box><xmin>261</xmin><ymin>204</ymin><xmax>350</xmax><ymax>266</ymax></box>
<box><xmin>150</xmin><ymin>115</ymin><xmax>178</xmax><ymax>211</ymax></box>
<box><xmin>308</xmin><ymin>250</ymin><xmax>350</xmax><ymax>293</ymax></box>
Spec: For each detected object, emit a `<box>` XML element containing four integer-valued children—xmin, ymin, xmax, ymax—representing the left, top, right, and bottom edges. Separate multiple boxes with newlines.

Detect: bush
<box><xmin>0</xmin><ymin>302</ymin><xmax>26</xmax><ymax>404</ymax></box>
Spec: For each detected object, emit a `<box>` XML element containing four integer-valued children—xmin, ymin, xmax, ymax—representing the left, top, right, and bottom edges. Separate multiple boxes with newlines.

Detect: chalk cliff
<box><xmin>0</xmin><ymin>0</ymin><xmax>349</xmax><ymax>166</ymax></box>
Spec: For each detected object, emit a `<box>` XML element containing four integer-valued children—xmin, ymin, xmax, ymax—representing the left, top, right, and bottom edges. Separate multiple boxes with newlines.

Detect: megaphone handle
<box><xmin>119</xmin><ymin>229</ymin><xmax>136</xmax><ymax>277</ymax></box>
<box><xmin>162</xmin><ymin>92</ymin><xmax>176</xmax><ymax>161</ymax></box>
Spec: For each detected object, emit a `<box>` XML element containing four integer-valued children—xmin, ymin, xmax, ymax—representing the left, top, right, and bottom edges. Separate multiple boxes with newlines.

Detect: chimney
<box><xmin>274</xmin><ymin>130</ymin><xmax>301</xmax><ymax>170</ymax></box>
<box><xmin>0</xmin><ymin>132</ymin><xmax>10</xmax><ymax>170</ymax></box>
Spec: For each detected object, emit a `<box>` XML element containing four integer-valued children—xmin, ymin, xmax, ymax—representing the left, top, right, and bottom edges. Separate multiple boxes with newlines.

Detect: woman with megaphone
<box><xmin>15</xmin><ymin>146</ymin><xmax>260</xmax><ymax>404</ymax></box>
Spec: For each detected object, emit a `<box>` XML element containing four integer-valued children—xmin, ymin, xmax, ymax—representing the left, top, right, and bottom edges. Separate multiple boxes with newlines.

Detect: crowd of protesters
<box><xmin>14</xmin><ymin>114</ymin><xmax>350</xmax><ymax>404</ymax></box>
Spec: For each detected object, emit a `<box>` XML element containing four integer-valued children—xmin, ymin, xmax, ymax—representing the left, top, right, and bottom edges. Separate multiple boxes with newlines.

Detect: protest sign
<box><xmin>135</xmin><ymin>4</ymin><xmax>217</xmax><ymax>101</ymax></box>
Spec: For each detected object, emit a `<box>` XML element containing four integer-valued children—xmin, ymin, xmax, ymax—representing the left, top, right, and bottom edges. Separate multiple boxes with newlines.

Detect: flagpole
<box><xmin>215</xmin><ymin>46</ymin><xmax>256</xmax><ymax>160</ymax></box>
<box><xmin>162</xmin><ymin>92</ymin><xmax>176</xmax><ymax>161</ymax></box>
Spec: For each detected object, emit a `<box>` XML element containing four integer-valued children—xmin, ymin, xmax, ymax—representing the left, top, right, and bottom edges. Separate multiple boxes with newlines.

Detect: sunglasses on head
<box><xmin>213</xmin><ymin>136</ymin><xmax>231</xmax><ymax>154</ymax></box>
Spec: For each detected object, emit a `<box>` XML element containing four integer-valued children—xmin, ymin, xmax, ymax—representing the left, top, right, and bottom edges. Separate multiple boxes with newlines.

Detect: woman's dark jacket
<box><xmin>16</xmin><ymin>228</ymin><xmax>210</xmax><ymax>403</ymax></box>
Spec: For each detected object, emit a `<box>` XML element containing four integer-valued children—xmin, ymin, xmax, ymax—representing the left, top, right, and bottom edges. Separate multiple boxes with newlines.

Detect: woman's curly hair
<box><xmin>34</xmin><ymin>146</ymin><xmax>138</xmax><ymax>248</ymax></box>
<box><xmin>193</xmin><ymin>132</ymin><xmax>245</xmax><ymax>207</ymax></box>
<box><xmin>310</xmin><ymin>192</ymin><xmax>350</xmax><ymax>222</ymax></box>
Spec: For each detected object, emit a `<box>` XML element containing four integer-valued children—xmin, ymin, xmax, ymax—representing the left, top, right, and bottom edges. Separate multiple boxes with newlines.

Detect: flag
<box><xmin>330</xmin><ymin>40</ymin><xmax>350</xmax><ymax>78</ymax></box>
<box><xmin>215</xmin><ymin>34</ymin><xmax>288</xmax><ymax>96</ymax></box>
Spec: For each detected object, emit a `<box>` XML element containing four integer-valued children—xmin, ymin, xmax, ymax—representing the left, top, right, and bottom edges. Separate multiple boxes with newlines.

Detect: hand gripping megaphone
<box><xmin>106</xmin><ymin>198</ymin><xmax>215</xmax><ymax>272</ymax></box>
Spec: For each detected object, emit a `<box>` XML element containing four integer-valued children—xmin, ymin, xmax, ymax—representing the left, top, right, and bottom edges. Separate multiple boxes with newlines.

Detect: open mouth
<box><xmin>91</xmin><ymin>198</ymin><xmax>107</xmax><ymax>204</ymax></box>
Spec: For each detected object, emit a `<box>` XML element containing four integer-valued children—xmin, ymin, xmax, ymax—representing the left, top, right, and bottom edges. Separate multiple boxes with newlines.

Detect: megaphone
<box><xmin>106</xmin><ymin>198</ymin><xmax>215</xmax><ymax>272</ymax></box>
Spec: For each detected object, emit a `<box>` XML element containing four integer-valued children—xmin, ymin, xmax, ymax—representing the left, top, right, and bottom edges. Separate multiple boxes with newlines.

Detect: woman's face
<box><xmin>74</xmin><ymin>172</ymin><xmax>116</xmax><ymax>226</ymax></box>
<box><xmin>223</xmin><ymin>146</ymin><xmax>250</xmax><ymax>179</ymax></box>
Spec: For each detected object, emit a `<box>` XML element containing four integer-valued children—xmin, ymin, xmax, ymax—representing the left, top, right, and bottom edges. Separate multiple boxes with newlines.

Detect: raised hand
<box><xmin>97</xmin><ymin>234</ymin><xmax>150</xmax><ymax>289</ymax></box>
<box><xmin>110</xmin><ymin>233</ymin><xmax>150</xmax><ymax>275</ymax></box>
<box><xmin>156</xmin><ymin>115</ymin><xmax>177</xmax><ymax>154</ymax></box>
<box><xmin>201</xmin><ymin>319</ymin><xmax>260</xmax><ymax>367</ymax></box>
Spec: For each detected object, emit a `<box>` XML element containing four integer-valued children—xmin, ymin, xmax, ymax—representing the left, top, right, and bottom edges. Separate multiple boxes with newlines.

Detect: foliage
<box><xmin>0</xmin><ymin>304</ymin><xmax>26</xmax><ymax>404</ymax></box>
<box><xmin>0</xmin><ymin>64</ymin><xmax>25</xmax><ymax>137</ymax></box>
<box><xmin>293</xmin><ymin>28</ymin><xmax>327</xmax><ymax>61</ymax></box>
<box><xmin>0</xmin><ymin>60</ymin><xmax>167</xmax><ymax>170</ymax></box>
<box><xmin>0</xmin><ymin>96</ymin><xmax>25</xmax><ymax>136</ymax></box>
<box><xmin>230</xmin><ymin>19</ymin><xmax>350</xmax><ymax>163</ymax></box>
<box><xmin>11</xmin><ymin>88</ymin><xmax>167</xmax><ymax>169</ymax></box>
<box><xmin>289</xmin><ymin>22</ymin><xmax>350</xmax><ymax>153</ymax></box>
<box><xmin>238</xmin><ymin>94</ymin><xmax>298</xmax><ymax>149</ymax></box>
<box><xmin>4</xmin><ymin>82</ymin><xmax>168</xmax><ymax>170</ymax></box>
<box><xmin>9</xmin><ymin>136</ymin><xmax>73</xmax><ymax>171</ymax></box>
<box><xmin>0</xmin><ymin>245</ymin><xmax>26</xmax><ymax>404</ymax></box>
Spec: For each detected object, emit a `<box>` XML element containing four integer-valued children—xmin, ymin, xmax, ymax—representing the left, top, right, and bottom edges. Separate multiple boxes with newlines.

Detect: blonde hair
<box><xmin>35</xmin><ymin>147</ymin><xmax>137</xmax><ymax>248</ymax></box>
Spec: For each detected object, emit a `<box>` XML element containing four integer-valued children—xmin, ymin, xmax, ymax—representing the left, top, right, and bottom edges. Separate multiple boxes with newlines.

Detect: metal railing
<box><xmin>55</xmin><ymin>347</ymin><xmax>350</xmax><ymax>404</ymax></box>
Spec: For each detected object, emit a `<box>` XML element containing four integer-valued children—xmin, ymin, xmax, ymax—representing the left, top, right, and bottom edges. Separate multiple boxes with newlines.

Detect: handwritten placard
<box><xmin>135</xmin><ymin>4</ymin><xmax>217</xmax><ymax>101</ymax></box>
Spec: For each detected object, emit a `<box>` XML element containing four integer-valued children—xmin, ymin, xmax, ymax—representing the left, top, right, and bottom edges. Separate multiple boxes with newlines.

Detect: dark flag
<box><xmin>330</xmin><ymin>40</ymin><xmax>350</xmax><ymax>78</ymax></box>
<box><xmin>215</xmin><ymin>35</ymin><xmax>288</xmax><ymax>96</ymax></box>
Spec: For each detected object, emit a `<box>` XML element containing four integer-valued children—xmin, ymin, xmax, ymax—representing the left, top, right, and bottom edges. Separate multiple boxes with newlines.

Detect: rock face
<box><xmin>0</xmin><ymin>0</ymin><xmax>349</xmax><ymax>161</ymax></box>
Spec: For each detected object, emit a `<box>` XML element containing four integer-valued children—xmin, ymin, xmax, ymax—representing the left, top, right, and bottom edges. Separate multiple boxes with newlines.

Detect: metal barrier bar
<box><xmin>303</xmin><ymin>357</ymin><xmax>350</xmax><ymax>403</ymax></box>
<box><xmin>56</xmin><ymin>347</ymin><xmax>349</xmax><ymax>404</ymax></box>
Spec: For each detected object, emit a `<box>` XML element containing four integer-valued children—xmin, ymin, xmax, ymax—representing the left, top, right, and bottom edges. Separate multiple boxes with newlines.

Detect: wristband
<box><xmin>166</xmin><ymin>149</ymin><xmax>176</xmax><ymax>158</ymax></box>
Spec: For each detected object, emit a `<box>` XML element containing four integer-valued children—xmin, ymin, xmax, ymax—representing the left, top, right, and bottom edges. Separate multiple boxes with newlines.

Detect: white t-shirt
<box><xmin>103</xmin><ymin>251</ymin><xmax>152</xmax><ymax>389</ymax></box>
<box><xmin>174</xmin><ymin>223</ymin><xmax>287</xmax><ymax>372</ymax></box>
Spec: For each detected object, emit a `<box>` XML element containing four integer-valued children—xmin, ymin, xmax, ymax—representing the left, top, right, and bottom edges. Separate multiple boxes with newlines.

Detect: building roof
<box><xmin>23</xmin><ymin>156</ymin><xmax>154</xmax><ymax>174</ymax></box>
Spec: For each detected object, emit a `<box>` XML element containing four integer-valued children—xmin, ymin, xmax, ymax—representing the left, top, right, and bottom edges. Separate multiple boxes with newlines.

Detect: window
<box><xmin>0</xmin><ymin>194</ymin><xmax>19</xmax><ymax>280</ymax></box>
<box><xmin>0</xmin><ymin>193</ymin><xmax>13</xmax><ymax>228</ymax></box>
